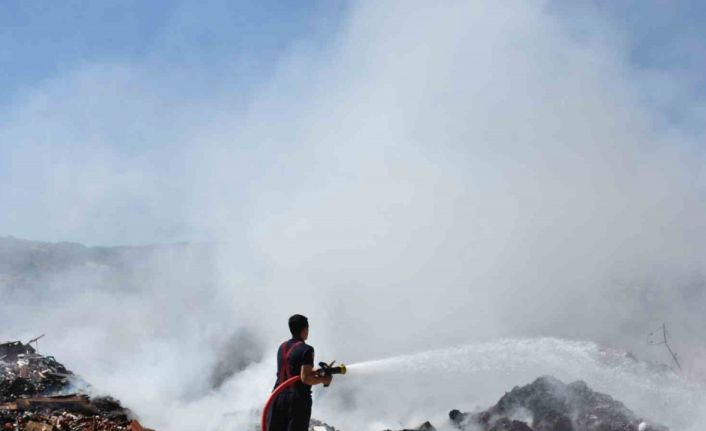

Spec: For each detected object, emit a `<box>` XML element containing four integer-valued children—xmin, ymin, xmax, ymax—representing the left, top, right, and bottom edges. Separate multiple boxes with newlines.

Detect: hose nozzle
<box><xmin>317</xmin><ymin>361</ymin><xmax>346</xmax><ymax>386</ymax></box>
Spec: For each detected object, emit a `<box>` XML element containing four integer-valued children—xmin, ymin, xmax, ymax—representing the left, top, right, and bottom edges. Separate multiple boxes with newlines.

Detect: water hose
<box><xmin>261</xmin><ymin>363</ymin><xmax>346</xmax><ymax>431</ymax></box>
<box><xmin>261</xmin><ymin>375</ymin><xmax>301</xmax><ymax>431</ymax></box>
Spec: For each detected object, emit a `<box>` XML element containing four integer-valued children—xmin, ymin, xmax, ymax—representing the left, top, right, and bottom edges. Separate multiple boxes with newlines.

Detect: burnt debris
<box><xmin>385</xmin><ymin>376</ymin><xmax>669</xmax><ymax>431</ymax></box>
<box><xmin>383</xmin><ymin>421</ymin><xmax>437</xmax><ymax>431</ymax></box>
<box><xmin>0</xmin><ymin>340</ymin><xmax>154</xmax><ymax>431</ymax></box>
<box><xmin>448</xmin><ymin>376</ymin><xmax>668</xmax><ymax>431</ymax></box>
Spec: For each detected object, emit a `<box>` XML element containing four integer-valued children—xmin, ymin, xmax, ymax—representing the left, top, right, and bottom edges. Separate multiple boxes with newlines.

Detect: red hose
<box><xmin>260</xmin><ymin>376</ymin><xmax>301</xmax><ymax>431</ymax></box>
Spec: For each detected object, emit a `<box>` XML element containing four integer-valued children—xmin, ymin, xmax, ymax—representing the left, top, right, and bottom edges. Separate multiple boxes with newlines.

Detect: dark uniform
<box><xmin>268</xmin><ymin>337</ymin><xmax>315</xmax><ymax>431</ymax></box>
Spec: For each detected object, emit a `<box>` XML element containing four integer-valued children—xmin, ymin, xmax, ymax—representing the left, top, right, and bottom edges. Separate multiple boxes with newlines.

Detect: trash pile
<box><xmin>388</xmin><ymin>376</ymin><xmax>669</xmax><ymax>431</ymax></box>
<box><xmin>309</xmin><ymin>418</ymin><xmax>340</xmax><ymax>431</ymax></box>
<box><xmin>0</xmin><ymin>340</ymin><xmax>154</xmax><ymax>431</ymax></box>
<box><xmin>383</xmin><ymin>422</ymin><xmax>435</xmax><ymax>431</ymax></box>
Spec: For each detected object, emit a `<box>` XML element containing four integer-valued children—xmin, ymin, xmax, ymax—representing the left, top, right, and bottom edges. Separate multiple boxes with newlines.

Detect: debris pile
<box><xmin>386</xmin><ymin>376</ymin><xmax>669</xmax><ymax>431</ymax></box>
<box><xmin>448</xmin><ymin>376</ymin><xmax>668</xmax><ymax>431</ymax></box>
<box><xmin>0</xmin><ymin>341</ymin><xmax>73</xmax><ymax>402</ymax></box>
<box><xmin>0</xmin><ymin>340</ymin><xmax>154</xmax><ymax>431</ymax></box>
<box><xmin>383</xmin><ymin>421</ymin><xmax>435</xmax><ymax>431</ymax></box>
<box><xmin>309</xmin><ymin>418</ymin><xmax>341</xmax><ymax>431</ymax></box>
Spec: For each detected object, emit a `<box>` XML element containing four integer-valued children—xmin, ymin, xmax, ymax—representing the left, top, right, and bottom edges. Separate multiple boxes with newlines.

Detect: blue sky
<box><xmin>0</xmin><ymin>1</ymin><xmax>347</xmax><ymax>106</ymax></box>
<box><xmin>0</xmin><ymin>1</ymin><xmax>705</xmax><ymax>245</ymax></box>
<box><xmin>1</xmin><ymin>1</ymin><xmax>703</xmax><ymax>107</ymax></box>
<box><xmin>551</xmin><ymin>0</ymin><xmax>706</xmax><ymax>128</ymax></box>
<box><xmin>1</xmin><ymin>1</ymin><xmax>703</xmax><ymax>110</ymax></box>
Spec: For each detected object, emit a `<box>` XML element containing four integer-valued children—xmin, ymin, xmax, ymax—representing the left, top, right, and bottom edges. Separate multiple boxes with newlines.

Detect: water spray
<box><xmin>260</xmin><ymin>361</ymin><xmax>347</xmax><ymax>431</ymax></box>
<box><xmin>259</xmin><ymin>338</ymin><xmax>706</xmax><ymax>431</ymax></box>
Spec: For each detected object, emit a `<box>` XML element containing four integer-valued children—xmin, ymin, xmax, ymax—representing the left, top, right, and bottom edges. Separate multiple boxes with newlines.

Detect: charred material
<box><xmin>0</xmin><ymin>340</ymin><xmax>153</xmax><ymax>431</ymax></box>
<box><xmin>383</xmin><ymin>421</ymin><xmax>437</xmax><ymax>431</ymax></box>
<box><xmin>449</xmin><ymin>376</ymin><xmax>668</xmax><ymax>431</ymax></box>
<box><xmin>309</xmin><ymin>418</ymin><xmax>342</xmax><ymax>431</ymax></box>
<box><xmin>0</xmin><ymin>351</ymin><xmax>72</xmax><ymax>402</ymax></box>
<box><xmin>0</xmin><ymin>343</ymin><xmax>36</xmax><ymax>363</ymax></box>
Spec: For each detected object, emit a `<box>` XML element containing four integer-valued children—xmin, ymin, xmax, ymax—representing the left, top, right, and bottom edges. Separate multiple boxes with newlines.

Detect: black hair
<box><xmin>288</xmin><ymin>314</ymin><xmax>309</xmax><ymax>337</ymax></box>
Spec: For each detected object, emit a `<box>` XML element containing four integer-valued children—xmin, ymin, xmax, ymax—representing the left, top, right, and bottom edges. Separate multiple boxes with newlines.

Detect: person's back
<box><xmin>273</xmin><ymin>337</ymin><xmax>314</xmax><ymax>396</ymax></box>
<box><xmin>267</xmin><ymin>314</ymin><xmax>333</xmax><ymax>431</ymax></box>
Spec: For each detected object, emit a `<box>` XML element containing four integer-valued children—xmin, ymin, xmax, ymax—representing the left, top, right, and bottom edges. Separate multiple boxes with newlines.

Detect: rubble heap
<box><xmin>0</xmin><ymin>340</ymin><xmax>153</xmax><ymax>431</ymax></box>
<box><xmin>0</xmin><ymin>341</ymin><xmax>73</xmax><ymax>402</ymax></box>
<box><xmin>388</xmin><ymin>376</ymin><xmax>669</xmax><ymax>431</ymax></box>
<box><xmin>309</xmin><ymin>418</ymin><xmax>341</xmax><ymax>431</ymax></box>
<box><xmin>448</xmin><ymin>376</ymin><xmax>668</xmax><ymax>431</ymax></box>
<box><xmin>383</xmin><ymin>421</ymin><xmax>435</xmax><ymax>431</ymax></box>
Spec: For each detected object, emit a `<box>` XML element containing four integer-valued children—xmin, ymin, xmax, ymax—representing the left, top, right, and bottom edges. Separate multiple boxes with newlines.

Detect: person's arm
<box><xmin>299</xmin><ymin>347</ymin><xmax>333</xmax><ymax>386</ymax></box>
<box><xmin>300</xmin><ymin>364</ymin><xmax>333</xmax><ymax>386</ymax></box>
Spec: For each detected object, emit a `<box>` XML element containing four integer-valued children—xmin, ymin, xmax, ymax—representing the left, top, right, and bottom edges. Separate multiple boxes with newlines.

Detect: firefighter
<box><xmin>268</xmin><ymin>314</ymin><xmax>333</xmax><ymax>431</ymax></box>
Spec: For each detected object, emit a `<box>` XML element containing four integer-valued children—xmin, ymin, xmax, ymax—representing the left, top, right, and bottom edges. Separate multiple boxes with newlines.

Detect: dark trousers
<box><xmin>267</xmin><ymin>391</ymin><xmax>312</xmax><ymax>431</ymax></box>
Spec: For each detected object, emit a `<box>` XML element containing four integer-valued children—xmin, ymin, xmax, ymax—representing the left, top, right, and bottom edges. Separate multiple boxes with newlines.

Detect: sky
<box><xmin>0</xmin><ymin>0</ymin><xmax>705</xmax><ymax>245</ymax></box>
<box><xmin>0</xmin><ymin>1</ymin><xmax>346</xmax><ymax>105</ymax></box>
<box><xmin>1</xmin><ymin>0</ymin><xmax>349</xmax><ymax>245</ymax></box>
<box><xmin>550</xmin><ymin>0</ymin><xmax>706</xmax><ymax>133</ymax></box>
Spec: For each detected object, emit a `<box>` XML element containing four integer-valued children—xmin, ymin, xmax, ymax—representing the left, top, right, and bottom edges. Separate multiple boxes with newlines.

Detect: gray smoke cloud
<box><xmin>1</xmin><ymin>1</ymin><xmax>705</xmax><ymax>430</ymax></box>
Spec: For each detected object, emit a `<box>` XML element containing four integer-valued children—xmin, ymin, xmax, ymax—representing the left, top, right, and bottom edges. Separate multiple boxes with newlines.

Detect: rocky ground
<box><xmin>0</xmin><ymin>340</ymin><xmax>153</xmax><ymax>431</ymax></box>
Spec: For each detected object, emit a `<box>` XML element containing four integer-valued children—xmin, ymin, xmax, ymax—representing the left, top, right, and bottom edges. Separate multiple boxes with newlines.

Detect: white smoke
<box><xmin>1</xmin><ymin>1</ymin><xmax>706</xmax><ymax>430</ymax></box>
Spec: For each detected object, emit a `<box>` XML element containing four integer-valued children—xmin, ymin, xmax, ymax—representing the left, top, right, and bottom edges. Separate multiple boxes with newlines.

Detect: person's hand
<box><xmin>323</xmin><ymin>375</ymin><xmax>333</xmax><ymax>386</ymax></box>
